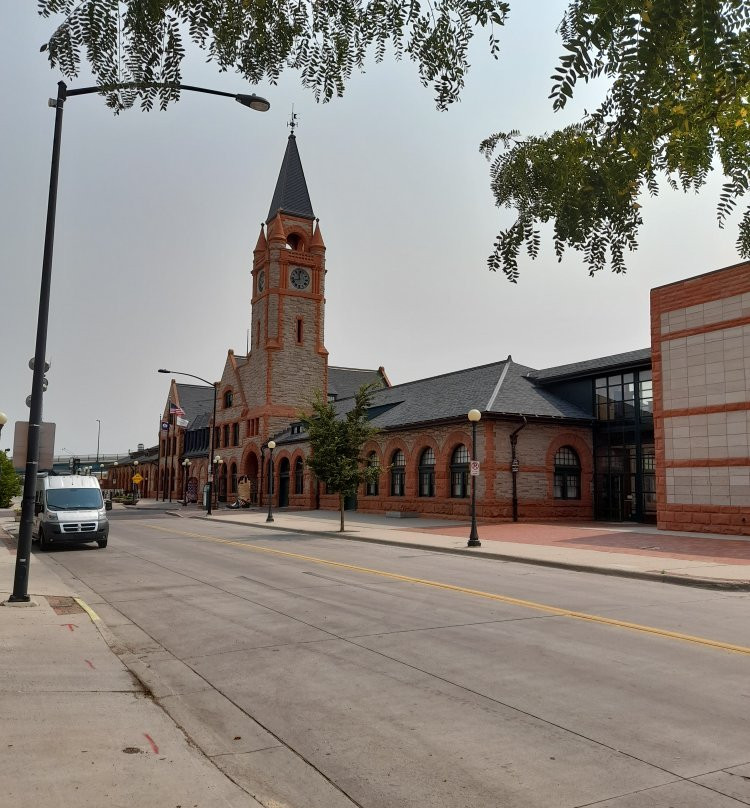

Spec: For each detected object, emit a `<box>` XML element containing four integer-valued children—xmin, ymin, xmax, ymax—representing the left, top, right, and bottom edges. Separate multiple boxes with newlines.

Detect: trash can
<box><xmin>202</xmin><ymin>483</ymin><xmax>211</xmax><ymax>509</ymax></box>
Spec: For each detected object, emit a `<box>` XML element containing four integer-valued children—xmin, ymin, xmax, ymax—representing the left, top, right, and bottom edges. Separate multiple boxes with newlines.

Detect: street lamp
<box><xmin>213</xmin><ymin>455</ymin><xmax>224</xmax><ymax>508</ymax></box>
<box><xmin>95</xmin><ymin>419</ymin><xmax>101</xmax><ymax>469</ymax></box>
<box><xmin>158</xmin><ymin>369</ymin><xmax>217</xmax><ymax>515</ymax></box>
<box><xmin>0</xmin><ymin>411</ymin><xmax>7</xmax><ymax>439</ymax></box>
<box><xmin>266</xmin><ymin>440</ymin><xmax>276</xmax><ymax>522</ymax></box>
<box><xmin>467</xmin><ymin>409</ymin><xmax>482</xmax><ymax>548</ymax></box>
<box><xmin>132</xmin><ymin>460</ymin><xmax>139</xmax><ymax>502</ymax></box>
<box><xmin>182</xmin><ymin>458</ymin><xmax>192</xmax><ymax>506</ymax></box>
<box><xmin>8</xmin><ymin>82</ymin><xmax>269</xmax><ymax>604</ymax></box>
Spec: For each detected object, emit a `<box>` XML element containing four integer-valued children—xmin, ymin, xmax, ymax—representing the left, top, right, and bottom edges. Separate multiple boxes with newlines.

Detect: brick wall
<box><xmin>351</xmin><ymin>419</ymin><xmax>593</xmax><ymax>522</ymax></box>
<box><xmin>651</xmin><ymin>262</ymin><xmax>750</xmax><ymax>535</ymax></box>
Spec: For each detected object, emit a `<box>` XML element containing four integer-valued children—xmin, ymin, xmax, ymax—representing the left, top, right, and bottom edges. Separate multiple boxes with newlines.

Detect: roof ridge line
<box><xmin>486</xmin><ymin>358</ymin><xmax>513</xmax><ymax>411</ymax></box>
<box><xmin>329</xmin><ymin>365</ymin><xmax>381</xmax><ymax>373</ymax></box>
<box><xmin>379</xmin><ymin>358</ymin><xmax>511</xmax><ymax>394</ymax></box>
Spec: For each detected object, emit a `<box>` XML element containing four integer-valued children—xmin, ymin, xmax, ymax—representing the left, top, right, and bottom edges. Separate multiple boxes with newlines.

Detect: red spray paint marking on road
<box><xmin>61</xmin><ymin>623</ymin><xmax>77</xmax><ymax>632</ymax></box>
<box><xmin>85</xmin><ymin>659</ymin><xmax>95</xmax><ymax>670</ymax></box>
<box><xmin>144</xmin><ymin>733</ymin><xmax>159</xmax><ymax>754</ymax></box>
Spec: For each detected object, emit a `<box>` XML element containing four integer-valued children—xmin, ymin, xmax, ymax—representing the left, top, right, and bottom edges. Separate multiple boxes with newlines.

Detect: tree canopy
<box><xmin>38</xmin><ymin>1</ymin><xmax>750</xmax><ymax>277</ymax></box>
<box><xmin>300</xmin><ymin>383</ymin><xmax>380</xmax><ymax>532</ymax></box>
<box><xmin>0</xmin><ymin>453</ymin><xmax>21</xmax><ymax>509</ymax></box>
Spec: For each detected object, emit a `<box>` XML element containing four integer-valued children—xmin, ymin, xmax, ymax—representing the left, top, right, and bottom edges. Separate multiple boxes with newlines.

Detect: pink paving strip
<box><xmin>144</xmin><ymin>733</ymin><xmax>159</xmax><ymax>754</ymax></box>
<box><xmin>61</xmin><ymin>623</ymin><xmax>77</xmax><ymax>632</ymax></box>
<box><xmin>414</xmin><ymin>522</ymin><xmax>750</xmax><ymax>565</ymax></box>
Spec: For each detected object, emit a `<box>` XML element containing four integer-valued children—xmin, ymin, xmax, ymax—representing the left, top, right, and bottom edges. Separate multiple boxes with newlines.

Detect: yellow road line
<box><xmin>150</xmin><ymin>524</ymin><xmax>750</xmax><ymax>656</ymax></box>
<box><xmin>74</xmin><ymin>597</ymin><xmax>100</xmax><ymax>622</ymax></box>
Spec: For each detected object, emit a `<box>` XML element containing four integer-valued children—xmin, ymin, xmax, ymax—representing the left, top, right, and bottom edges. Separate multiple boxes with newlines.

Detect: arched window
<box><xmin>294</xmin><ymin>457</ymin><xmax>304</xmax><ymax>494</ymax></box>
<box><xmin>418</xmin><ymin>448</ymin><xmax>435</xmax><ymax>497</ymax></box>
<box><xmin>450</xmin><ymin>444</ymin><xmax>470</xmax><ymax>498</ymax></box>
<box><xmin>390</xmin><ymin>449</ymin><xmax>405</xmax><ymax>496</ymax></box>
<box><xmin>230</xmin><ymin>462</ymin><xmax>237</xmax><ymax>494</ymax></box>
<box><xmin>366</xmin><ymin>452</ymin><xmax>379</xmax><ymax>496</ymax></box>
<box><xmin>554</xmin><ymin>446</ymin><xmax>581</xmax><ymax>500</ymax></box>
<box><xmin>224</xmin><ymin>390</ymin><xmax>233</xmax><ymax>408</ymax></box>
<box><xmin>286</xmin><ymin>233</ymin><xmax>304</xmax><ymax>251</ymax></box>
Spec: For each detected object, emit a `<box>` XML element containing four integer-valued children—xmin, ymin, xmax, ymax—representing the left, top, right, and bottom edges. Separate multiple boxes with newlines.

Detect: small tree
<box><xmin>301</xmin><ymin>383</ymin><xmax>381</xmax><ymax>532</ymax></box>
<box><xmin>0</xmin><ymin>453</ymin><xmax>22</xmax><ymax>508</ymax></box>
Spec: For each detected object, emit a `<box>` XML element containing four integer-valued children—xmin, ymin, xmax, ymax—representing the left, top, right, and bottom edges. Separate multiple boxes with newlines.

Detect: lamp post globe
<box><xmin>467</xmin><ymin>409</ymin><xmax>482</xmax><ymax>547</ymax></box>
<box><xmin>0</xmin><ymin>411</ymin><xmax>7</xmax><ymax>438</ymax></box>
<box><xmin>266</xmin><ymin>440</ymin><xmax>276</xmax><ymax>523</ymax></box>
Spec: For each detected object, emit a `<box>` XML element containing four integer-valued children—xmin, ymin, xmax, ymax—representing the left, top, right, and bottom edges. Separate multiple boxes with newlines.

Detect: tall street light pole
<box><xmin>467</xmin><ymin>409</ymin><xmax>482</xmax><ymax>547</ymax></box>
<box><xmin>158</xmin><ymin>369</ymin><xmax>217</xmax><ymax>515</ymax></box>
<box><xmin>266</xmin><ymin>440</ymin><xmax>276</xmax><ymax>522</ymax></box>
<box><xmin>95</xmin><ymin>419</ymin><xmax>101</xmax><ymax>468</ymax></box>
<box><xmin>7</xmin><ymin>81</ymin><xmax>269</xmax><ymax>604</ymax></box>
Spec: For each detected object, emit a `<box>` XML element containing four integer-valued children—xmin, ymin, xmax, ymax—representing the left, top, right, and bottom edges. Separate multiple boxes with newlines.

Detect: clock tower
<box><xmin>242</xmin><ymin>131</ymin><xmax>328</xmax><ymax>435</ymax></box>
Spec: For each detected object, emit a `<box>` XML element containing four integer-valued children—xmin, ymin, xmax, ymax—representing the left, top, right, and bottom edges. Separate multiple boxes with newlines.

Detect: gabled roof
<box><xmin>529</xmin><ymin>348</ymin><xmax>652</xmax><ymax>384</ymax></box>
<box><xmin>266</xmin><ymin>134</ymin><xmax>314</xmax><ymax>222</ymax></box>
<box><xmin>351</xmin><ymin>359</ymin><xmax>591</xmax><ymax>428</ymax></box>
<box><xmin>328</xmin><ymin>366</ymin><xmax>389</xmax><ymax>401</ymax></box>
<box><xmin>271</xmin><ymin>357</ymin><xmax>591</xmax><ymax>445</ymax></box>
<box><xmin>175</xmin><ymin>383</ymin><xmax>215</xmax><ymax>429</ymax></box>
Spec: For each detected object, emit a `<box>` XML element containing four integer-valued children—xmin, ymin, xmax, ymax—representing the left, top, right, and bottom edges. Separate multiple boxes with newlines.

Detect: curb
<box><xmin>166</xmin><ymin>511</ymin><xmax>750</xmax><ymax>593</ymax></box>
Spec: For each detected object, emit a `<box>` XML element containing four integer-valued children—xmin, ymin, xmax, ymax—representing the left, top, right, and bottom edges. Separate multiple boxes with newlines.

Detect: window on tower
<box><xmin>286</xmin><ymin>233</ymin><xmax>304</xmax><ymax>251</ymax></box>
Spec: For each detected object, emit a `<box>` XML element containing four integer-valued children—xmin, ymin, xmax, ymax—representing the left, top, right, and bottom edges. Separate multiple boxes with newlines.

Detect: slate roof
<box><xmin>529</xmin><ymin>348</ymin><xmax>652</xmax><ymax>384</ymax></box>
<box><xmin>272</xmin><ymin>357</ymin><xmax>591</xmax><ymax>445</ymax></box>
<box><xmin>266</xmin><ymin>134</ymin><xmax>315</xmax><ymax>222</ymax></box>
<box><xmin>328</xmin><ymin>366</ymin><xmax>388</xmax><ymax>401</ymax></box>
<box><xmin>175</xmin><ymin>383</ymin><xmax>215</xmax><ymax>428</ymax></box>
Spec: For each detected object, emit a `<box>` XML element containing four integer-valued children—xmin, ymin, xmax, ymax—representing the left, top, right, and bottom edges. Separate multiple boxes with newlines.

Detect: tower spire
<box><xmin>266</xmin><ymin>119</ymin><xmax>314</xmax><ymax>223</ymax></box>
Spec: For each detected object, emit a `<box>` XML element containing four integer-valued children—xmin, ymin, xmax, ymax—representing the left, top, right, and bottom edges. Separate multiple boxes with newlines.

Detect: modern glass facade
<box><xmin>593</xmin><ymin>369</ymin><xmax>655</xmax><ymax>522</ymax></box>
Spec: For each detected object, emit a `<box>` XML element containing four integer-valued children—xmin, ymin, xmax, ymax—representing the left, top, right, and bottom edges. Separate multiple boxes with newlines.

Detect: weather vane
<box><xmin>288</xmin><ymin>106</ymin><xmax>298</xmax><ymax>135</ymax></box>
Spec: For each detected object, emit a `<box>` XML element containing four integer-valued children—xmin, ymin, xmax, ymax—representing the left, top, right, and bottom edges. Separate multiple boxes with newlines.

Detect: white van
<box><xmin>33</xmin><ymin>475</ymin><xmax>110</xmax><ymax>550</ymax></box>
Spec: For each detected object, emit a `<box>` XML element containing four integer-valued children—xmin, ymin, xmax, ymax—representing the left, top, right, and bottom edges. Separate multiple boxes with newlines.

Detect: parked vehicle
<box><xmin>33</xmin><ymin>474</ymin><xmax>110</xmax><ymax>550</ymax></box>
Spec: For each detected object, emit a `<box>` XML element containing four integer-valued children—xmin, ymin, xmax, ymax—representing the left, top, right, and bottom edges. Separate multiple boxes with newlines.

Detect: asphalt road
<box><xmin>41</xmin><ymin>515</ymin><xmax>750</xmax><ymax>808</ymax></box>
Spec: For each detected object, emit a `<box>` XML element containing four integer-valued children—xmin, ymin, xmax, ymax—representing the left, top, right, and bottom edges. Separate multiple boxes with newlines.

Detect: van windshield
<box><xmin>46</xmin><ymin>489</ymin><xmax>103</xmax><ymax>511</ymax></box>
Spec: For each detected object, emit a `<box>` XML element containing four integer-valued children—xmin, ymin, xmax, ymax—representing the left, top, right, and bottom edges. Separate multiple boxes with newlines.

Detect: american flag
<box><xmin>169</xmin><ymin>402</ymin><xmax>186</xmax><ymax>417</ymax></box>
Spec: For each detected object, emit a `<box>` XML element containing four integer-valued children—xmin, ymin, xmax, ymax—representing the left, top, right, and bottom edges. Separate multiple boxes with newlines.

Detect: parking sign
<box><xmin>470</xmin><ymin>460</ymin><xmax>480</xmax><ymax>476</ymax></box>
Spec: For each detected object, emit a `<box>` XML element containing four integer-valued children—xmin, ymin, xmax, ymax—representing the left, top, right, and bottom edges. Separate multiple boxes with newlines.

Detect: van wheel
<box><xmin>97</xmin><ymin>539</ymin><xmax>108</xmax><ymax>549</ymax></box>
<box><xmin>38</xmin><ymin>529</ymin><xmax>48</xmax><ymax>551</ymax></box>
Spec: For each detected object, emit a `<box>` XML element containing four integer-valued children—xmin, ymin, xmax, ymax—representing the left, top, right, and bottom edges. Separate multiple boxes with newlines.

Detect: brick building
<box><xmin>149</xmin><ymin>131</ymin><xmax>750</xmax><ymax>535</ymax></box>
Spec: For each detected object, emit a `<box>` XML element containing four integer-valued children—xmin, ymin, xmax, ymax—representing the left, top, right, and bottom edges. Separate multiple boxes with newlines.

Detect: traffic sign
<box><xmin>470</xmin><ymin>460</ymin><xmax>480</xmax><ymax>476</ymax></box>
<box><xmin>132</xmin><ymin>473</ymin><xmax>143</xmax><ymax>484</ymax></box>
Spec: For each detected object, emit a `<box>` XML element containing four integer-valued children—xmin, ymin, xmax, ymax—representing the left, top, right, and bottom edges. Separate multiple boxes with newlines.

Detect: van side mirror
<box><xmin>105</xmin><ymin>499</ymin><xmax>112</xmax><ymax>511</ymax></box>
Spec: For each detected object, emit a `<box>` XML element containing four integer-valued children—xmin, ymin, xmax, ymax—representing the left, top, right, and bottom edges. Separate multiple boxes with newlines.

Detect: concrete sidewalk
<box><xmin>0</xmin><ymin>511</ymin><xmax>263</xmax><ymax>808</ymax></box>
<box><xmin>166</xmin><ymin>502</ymin><xmax>750</xmax><ymax>590</ymax></box>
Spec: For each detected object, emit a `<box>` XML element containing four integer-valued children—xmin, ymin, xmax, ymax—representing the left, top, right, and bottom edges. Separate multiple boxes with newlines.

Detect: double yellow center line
<box><xmin>150</xmin><ymin>524</ymin><xmax>750</xmax><ymax>657</ymax></box>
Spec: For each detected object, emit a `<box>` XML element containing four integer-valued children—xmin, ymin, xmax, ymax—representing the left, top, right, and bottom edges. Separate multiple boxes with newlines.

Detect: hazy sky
<box><xmin>1</xmin><ymin>3</ymin><xmax>744</xmax><ymax>459</ymax></box>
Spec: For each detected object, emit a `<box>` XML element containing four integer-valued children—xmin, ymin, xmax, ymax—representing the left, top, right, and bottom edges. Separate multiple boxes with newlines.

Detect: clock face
<box><xmin>257</xmin><ymin>270</ymin><xmax>265</xmax><ymax>292</ymax></box>
<box><xmin>290</xmin><ymin>267</ymin><xmax>310</xmax><ymax>290</ymax></box>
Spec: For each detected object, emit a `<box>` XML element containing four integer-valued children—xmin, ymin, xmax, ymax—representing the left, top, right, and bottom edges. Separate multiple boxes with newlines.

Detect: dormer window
<box><xmin>224</xmin><ymin>390</ymin><xmax>233</xmax><ymax>408</ymax></box>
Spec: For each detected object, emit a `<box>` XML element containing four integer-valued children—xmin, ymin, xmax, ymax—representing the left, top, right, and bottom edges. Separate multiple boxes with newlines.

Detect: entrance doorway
<box><xmin>595</xmin><ymin>443</ymin><xmax>656</xmax><ymax>522</ymax></box>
